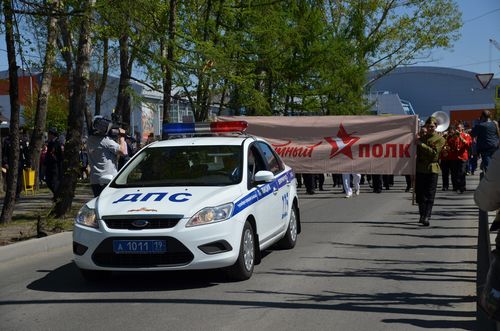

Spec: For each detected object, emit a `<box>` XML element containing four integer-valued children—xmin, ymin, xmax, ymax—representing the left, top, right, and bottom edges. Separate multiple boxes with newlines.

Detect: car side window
<box><xmin>256</xmin><ymin>142</ymin><xmax>283</xmax><ymax>175</ymax></box>
<box><xmin>247</xmin><ymin>145</ymin><xmax>267</xmax><ymax>189</ymax></box>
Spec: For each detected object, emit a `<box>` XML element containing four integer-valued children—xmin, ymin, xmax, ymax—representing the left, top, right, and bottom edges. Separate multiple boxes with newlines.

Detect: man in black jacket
<box><xmin>471</xmin><ymin>110</ymin><xmax>499</xmax><ymax>172</ymax></box>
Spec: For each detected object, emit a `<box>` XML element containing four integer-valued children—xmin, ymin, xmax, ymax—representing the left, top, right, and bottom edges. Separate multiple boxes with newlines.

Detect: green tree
<box><xmin>22</xmin><ymin>90</ymin><xmax>69</xmax><ymax>133</ymax></box>
<box><xmin>329</xmin><ymin>0</ymin><xmax>462</xmax><ymax>84</ymax></box>
<box><xmin>1</xmin><ymin>0</ymin><xmax>21</xmax><ymax>224</ymax></box>
<box><xmin>26</xmin><ymin>0</ymin><xmax>61</xmax><ymax>192</ymax></box>
<box><xmin>53</xmin><ymin>0</ymin><xmax>95</xmax><ymax>217</ymax></box>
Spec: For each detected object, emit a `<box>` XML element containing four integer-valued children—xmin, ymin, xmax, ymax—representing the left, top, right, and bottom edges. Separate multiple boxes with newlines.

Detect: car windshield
<box><xmin>111</xmin><ymin>145</ymin><xmax>243</xmax><ymax>187</ymax></box>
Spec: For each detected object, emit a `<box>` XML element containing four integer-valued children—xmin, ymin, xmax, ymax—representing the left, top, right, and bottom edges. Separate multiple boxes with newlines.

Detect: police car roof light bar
<box><xmin>163</xmin><ymin>121</ymin><xmax>248</xmax><ymax>135</ymax></box>
<box><xmin>210</xmin><ymin>121</ymin><xmax>248</xmax><ymax>132</ymax></box>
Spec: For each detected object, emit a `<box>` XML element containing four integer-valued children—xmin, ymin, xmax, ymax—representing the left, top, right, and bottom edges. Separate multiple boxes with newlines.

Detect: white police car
<box><xmin>73</xmin><ymin>121</ymin><xmax>300</xmax><ymax>281</ymax></box>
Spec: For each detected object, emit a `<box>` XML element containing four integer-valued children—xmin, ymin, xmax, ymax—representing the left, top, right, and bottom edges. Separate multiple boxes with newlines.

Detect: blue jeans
<box><xmin>480</xmin><ymin>150</ymin><xmax>496</xmax><ymax>172</ymax></box>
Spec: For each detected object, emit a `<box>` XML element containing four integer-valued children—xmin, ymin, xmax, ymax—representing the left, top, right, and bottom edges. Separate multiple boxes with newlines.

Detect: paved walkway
<box><xmin>0</xmin><ymin>182</ymin><xmax>94</xmax><ymax>245</ymax></box>
<box><xmin>0</xmin><ymin>182</ymin><xmax>93</xmax><ymax>214</ymax></box>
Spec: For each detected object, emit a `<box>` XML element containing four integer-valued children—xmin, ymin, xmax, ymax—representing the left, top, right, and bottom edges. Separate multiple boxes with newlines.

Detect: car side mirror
<box><xmin>98</xmin><ymin>174</ymin><xmax>114</xmax><ymax>185</ymax></box>
<box><xmin>254</xmin><ymin>170</ymin><xmax>274</xmax><ymax>184</ymax></box>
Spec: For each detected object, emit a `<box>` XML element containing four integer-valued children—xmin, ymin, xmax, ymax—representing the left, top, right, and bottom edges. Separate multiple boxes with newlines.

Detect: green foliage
<box><xmin>13</xmin><ymin>0</ymin><xmax>462</xmax><ymax>119</ymax></box>
<box><xmin>22</xmin><ymin>91</ymin><xmax>69</xmax><ymax>133</ymax></box>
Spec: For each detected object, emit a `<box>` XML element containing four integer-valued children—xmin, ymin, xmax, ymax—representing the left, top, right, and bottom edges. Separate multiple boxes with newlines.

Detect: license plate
<box><xmin>113</xmin><ymin>240</ymin><xmax>167</xmax><ymax>254</ymax></box>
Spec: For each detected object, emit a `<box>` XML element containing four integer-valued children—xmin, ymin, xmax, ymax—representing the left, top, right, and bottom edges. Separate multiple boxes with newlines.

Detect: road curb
<box><xmin>0</xmin><ymin>231</ymin><xmax>72</xmax><ymax>264</ymax></box>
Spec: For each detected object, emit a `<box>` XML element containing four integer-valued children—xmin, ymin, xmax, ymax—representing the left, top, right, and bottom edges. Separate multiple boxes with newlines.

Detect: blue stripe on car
<box><xmin>232</xmin><ymin>170</ymin><xmax>295</xmax><ymax>217</ymax></box>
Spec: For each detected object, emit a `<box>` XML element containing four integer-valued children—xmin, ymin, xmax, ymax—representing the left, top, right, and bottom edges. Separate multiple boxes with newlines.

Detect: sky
<box><xmin>0</xmin><ymin>0</ymin><xmax>499</xmax><ymax>77</ymax></box>
<box><xmin>418</xmin><ymin>0</ymin><xmax>500</xmax><ymax>77</ymax></box>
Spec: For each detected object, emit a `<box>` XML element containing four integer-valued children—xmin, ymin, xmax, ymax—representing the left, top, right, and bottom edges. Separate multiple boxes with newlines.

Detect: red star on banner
<box><xmin>324</xmin><ymin>124</ymin><xmax>360</xmax><ymax>159</ymax></box>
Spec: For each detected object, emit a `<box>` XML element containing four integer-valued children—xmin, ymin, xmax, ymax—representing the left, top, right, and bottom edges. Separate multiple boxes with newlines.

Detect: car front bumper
<box><xmin>73</xmin><ymin>216</ymin><xmax>244</xmax><ymax>271</ymax></box>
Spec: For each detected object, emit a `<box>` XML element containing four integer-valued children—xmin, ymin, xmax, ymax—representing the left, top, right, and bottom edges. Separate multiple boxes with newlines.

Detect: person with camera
<box><xmin>87</xmin><ymin>116</ymin><xmax>128</xmax><ymax>197</ymax></box>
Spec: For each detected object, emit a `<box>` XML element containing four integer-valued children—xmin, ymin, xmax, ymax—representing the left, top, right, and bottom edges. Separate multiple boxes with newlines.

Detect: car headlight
<box><xmin>75</xmin><ymin>205</ymin><xmax>98</xmax><ymax>229</ymax></box>
<box><xmin>186</xmin><ymin>203</ymin><xmax>234</xmax><ymax>227</ymax></box>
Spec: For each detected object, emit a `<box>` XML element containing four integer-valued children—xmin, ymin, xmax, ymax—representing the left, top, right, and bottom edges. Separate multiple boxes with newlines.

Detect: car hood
<box><xmin>95</xmin><ymin>185</ymin><xmax>244</xmax><ymax>219</ymax></box>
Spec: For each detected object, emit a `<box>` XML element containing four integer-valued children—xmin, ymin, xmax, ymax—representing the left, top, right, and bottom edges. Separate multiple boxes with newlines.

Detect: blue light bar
<box><xmin>162</xmin><ymin>121</ymin><xmax>247</xmax><ymax>136</ymax></box>
<box><xmin>163</xmin><ymin>123</ymin><xmax>196</xmax><ymax>135</ymax></box>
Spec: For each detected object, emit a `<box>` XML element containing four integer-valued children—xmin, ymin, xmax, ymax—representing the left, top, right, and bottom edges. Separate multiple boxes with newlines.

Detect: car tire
<box><xmin>79</xmin><ymin>268</ymin><xmax>111</xmax><ymax>282</ymax></box>
<box><xmin>278</xmin><ymin>204</ymin><xmax>298</xmax><ymax>249</ymax></box>
<box><xmin>227</xmin><ymin>221</ymin><xmax>255</xmax><ymax>281</ymax></box>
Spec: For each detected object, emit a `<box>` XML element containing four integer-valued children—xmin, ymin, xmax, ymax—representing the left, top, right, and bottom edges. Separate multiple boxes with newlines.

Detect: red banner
<box><xmin>218</xmin><ymin>116</ymin><xmax>418</xmax><ymax>175</ymax></box>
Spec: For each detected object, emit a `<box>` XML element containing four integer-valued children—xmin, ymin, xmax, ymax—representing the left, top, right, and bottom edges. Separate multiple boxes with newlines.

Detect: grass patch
<box><xmin>0</xmin><ymin>181</ymin><xmax>93</xmax><ymax>245</ymax></box>
<box><xmin>1</xmin><ymin>199</ymin><xmax>84</xmax><ymax>245</ymax></box>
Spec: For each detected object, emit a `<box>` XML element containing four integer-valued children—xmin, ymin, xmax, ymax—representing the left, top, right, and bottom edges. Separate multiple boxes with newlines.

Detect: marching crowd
<box><xmin>1</xmin><ymin>111</ymin><xmax>499</xmax><ymax>210</ymax></box>
<box><xmin>296</xmin><ymin>110</ymin><xmax>499</xmax><ymax>227</ymax></box>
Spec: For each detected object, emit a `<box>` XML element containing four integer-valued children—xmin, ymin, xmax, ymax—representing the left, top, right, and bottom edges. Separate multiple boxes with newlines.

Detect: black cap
<box><xmin>48</xmin><ymin>127</ymin><xmax>58</xmax><ymax>136</ymax></box>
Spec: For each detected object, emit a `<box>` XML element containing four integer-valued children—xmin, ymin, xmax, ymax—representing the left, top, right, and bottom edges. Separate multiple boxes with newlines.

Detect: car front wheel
<box><xmin>227</xmin><ymin>221</ymin><xmax>255</xmax><ymax>281</ymax></box>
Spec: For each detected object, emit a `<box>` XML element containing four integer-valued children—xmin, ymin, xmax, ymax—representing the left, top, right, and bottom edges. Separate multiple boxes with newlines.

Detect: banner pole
<box><xmin>411</xmin><ymin>175</ymin><xmax>415</xmax><ymax>205</ymax></box>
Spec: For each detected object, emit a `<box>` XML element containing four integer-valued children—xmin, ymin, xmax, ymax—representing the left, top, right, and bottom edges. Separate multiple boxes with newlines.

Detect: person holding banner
<box><xmin>302</xmin><ymin>174</ymin><xmax>315</xmax><ymax>195</ymax></box>
<box><xmin>415</xmin><ymin>117</ymin><xmax>445</xmax><ymax>226</ymax></box>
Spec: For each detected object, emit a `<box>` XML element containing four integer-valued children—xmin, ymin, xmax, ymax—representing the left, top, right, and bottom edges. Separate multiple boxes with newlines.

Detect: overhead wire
<box><xmin>463</xmin><ymin>8</ymin><xmax>500</xmax><ymax>24</ymax></box>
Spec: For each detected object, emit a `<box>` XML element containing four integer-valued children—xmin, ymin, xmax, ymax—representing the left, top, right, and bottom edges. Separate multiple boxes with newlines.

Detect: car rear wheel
<box><xmin>227</xmin><ymin>221</ymin><xmax>255</xmax><ymax>281</ymax></box>
<box><xmin>278</xmin><ymin>204</ymin><xmax>298</xmax><ymax>249</ymax></box>
<box><xmin>79</xmin><ymin>268</ymin><xmax>111</xmax><ymax>282</ymax></box>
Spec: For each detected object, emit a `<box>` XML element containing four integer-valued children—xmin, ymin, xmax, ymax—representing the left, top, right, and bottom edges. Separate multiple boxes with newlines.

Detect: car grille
<box><xmin>92</xmin><ymin>237</ymin><xmax>194</xmax><ymax>268</ymax></box>
<box><xmin>102</xmin><ymin>216</ymin><xmax>182</xmax><ymax>230</ymax></box>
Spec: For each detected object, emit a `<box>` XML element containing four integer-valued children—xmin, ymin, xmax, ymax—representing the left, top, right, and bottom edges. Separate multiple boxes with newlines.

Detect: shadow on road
<box><xmin>224</xmin><ymin>287</ymin><xmax>477</xmax><ymax>330</ymax></box>
<box><xmin>26</xmin><ymin>262</ymin><xmax>227</xmax><ymax>293</ymax></box>
<box><xmin>323</xmin><ymin>240</ymin><xmax>477</xmax><ymax>251</ymax></box>
<box><xmin>7</xmin><ymin>280</ymin><xmax>477</xmax><ymax>331</ymax></box>
<box><xmin>382</xmin><ymin>318</ymin><xmax>475</xmax><ymax>330</ymax></box>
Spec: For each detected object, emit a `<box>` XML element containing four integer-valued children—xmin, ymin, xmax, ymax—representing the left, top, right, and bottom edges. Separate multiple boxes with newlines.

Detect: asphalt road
<box><xmin>0</xmin><ymin>176</ymin><xmax>480</xmax><ymax>331</ymax></box>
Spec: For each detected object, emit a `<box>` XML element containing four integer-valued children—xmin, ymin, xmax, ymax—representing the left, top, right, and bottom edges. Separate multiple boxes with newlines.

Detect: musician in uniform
<box><xmin>415</xmin><ymin>116</ymin><xmax>445</xmax><ymax>226</ymax></box>
<box><xmin>448</xmin><ymin>122</ymin><xmax>472</xmax><ymax>193</ymax></box>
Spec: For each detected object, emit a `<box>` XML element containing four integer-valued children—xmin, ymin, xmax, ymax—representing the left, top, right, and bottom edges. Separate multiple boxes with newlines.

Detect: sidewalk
<box><xmin>0</xmin><ymin>183</ymin><xmax>93</xmax><ymax>216</ymax></box>
<box><xmin>0</xmin><ymin>182</ymin><xmax>93</xmax><ymax>254</ymax></box>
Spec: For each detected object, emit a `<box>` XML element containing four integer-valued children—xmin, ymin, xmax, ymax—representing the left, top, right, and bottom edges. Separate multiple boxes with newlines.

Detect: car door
<box><xmin>245</xmin><ymin>143</ymin><xmax>281</xmax><ymax>244</ymax></box>
<box><xmin>255</xmin><ymin>141</ymin><xmax>291</xmax><ymax>238</ymax></box>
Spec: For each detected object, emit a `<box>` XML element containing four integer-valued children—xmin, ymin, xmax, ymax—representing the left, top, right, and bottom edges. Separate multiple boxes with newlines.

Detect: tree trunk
<box><xmin>115</xmin><ymin>34</ymin><xmax>131</xmax><ymax>126</ymax></box>
<box><xmin>199</xmin><ymin>0</ymin><xmax>213</xmax><ymax>121</ymax></box>
<box><xmin>0</xmin><ymin>0</ymin><xmax>21</xmax><ymax>224</ymax></box>
<box><xmin>206</xmin><ymin>0</ymin><xmax>225</xmax><ymax>119</ymax></box>
<box><xmin>161</xmin><ymin>0</ymin><xmax>177</xmax><ymax>139</ymax></box>
<box><xmin>52</xmin><ymin>0</ymin><xmax>95</xmax><ymax>217</ymax></box>
<box><xmin>0</xmin><ymin>127</ymin><xmax>3</xmax><ymax>195</ymax></box>
<box><xmin>94</xmin><ymin>37</ymin><xmax>109</xmax><ymax>116</ymax></box>
<box><xmin>229</xmin><ymin>87</ymin><xmax>241</xmax><ymax>116</ymax></box>
<box><xmin>217</xmin><ymin>78</ymin><xmax>228</xmax><ymax>115</ymax></box>
<box><xmin>57</xmin><ymin>13</ymin><xmax>74</xmax><ymax>98</ymax></box>
<box><xmin>284</xmin><ymin>94</ymin><xmax>290</xmax><ymax>115</ymax></box>
<box><xmin>28</xmin><ymin>1</ymin><xmax>59</xmax><ymax>191</ymax></box>
<box><xmin>266</xmin><ymin>71</ymin><xmax>274</xmax><ymax>113</ymax></box>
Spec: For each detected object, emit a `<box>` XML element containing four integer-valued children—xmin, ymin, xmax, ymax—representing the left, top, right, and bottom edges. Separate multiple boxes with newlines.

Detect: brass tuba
<box><xmin>431</xmin><ymin>111</ymin><xmax>450</xmax><ymax>132</ymax></box>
